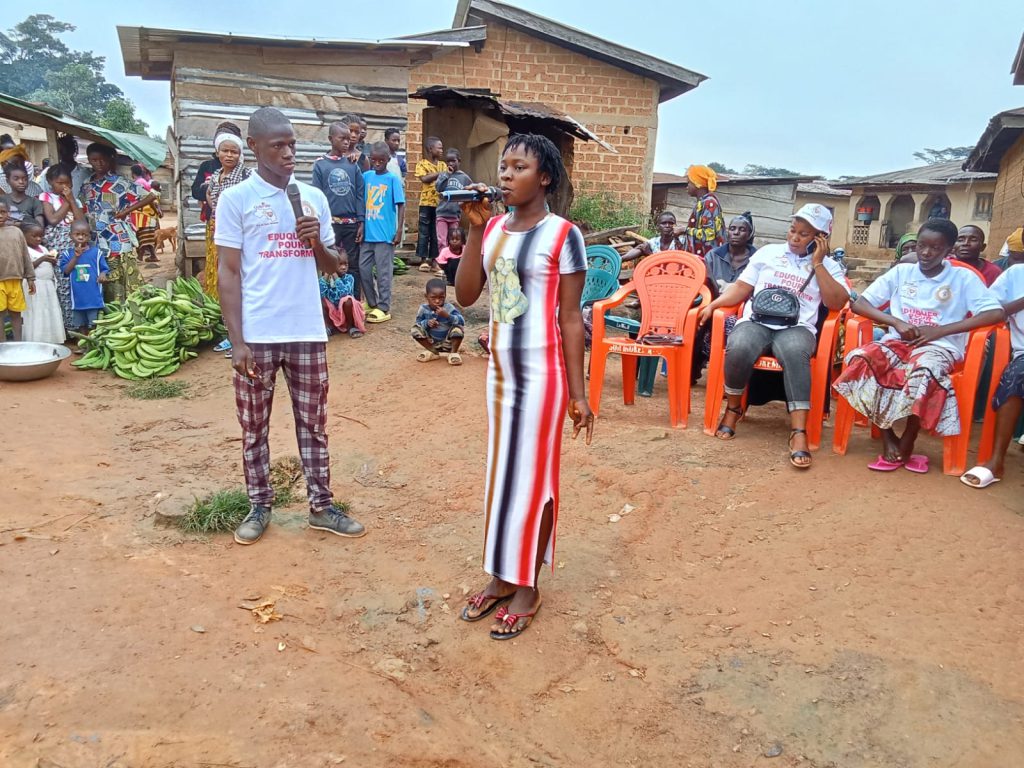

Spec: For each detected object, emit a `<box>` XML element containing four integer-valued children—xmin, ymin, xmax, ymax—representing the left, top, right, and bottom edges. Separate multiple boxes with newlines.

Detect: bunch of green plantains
<box><xmin>71</xmin><ymin>277</ymin><xmax>225</xmax><ymax>380</ymax></box>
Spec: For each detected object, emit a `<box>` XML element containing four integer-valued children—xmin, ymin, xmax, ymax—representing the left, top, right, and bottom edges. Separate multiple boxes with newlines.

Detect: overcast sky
<box><xmin>17</xmin><ymin>0</ymin><xmax>1024</xmax><ymax>178</ymax></box>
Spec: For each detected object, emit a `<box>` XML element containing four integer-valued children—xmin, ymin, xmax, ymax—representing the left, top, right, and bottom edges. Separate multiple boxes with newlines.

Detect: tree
<box><xmin>99</xmin><ymin>98</ymin><xmax>149</xmax><ymax>134</ymax></box>
<box><xmin>742</xmin><ymin>164</ymin><xmax>802</xmax><ymax>177</ymax></box>
<box><xmin>0</xmin><ymin>14</ymin><xmax>149</xmax><ymax>134</ymax></box>
<box><xmin>912</xmin><ymin>146</ymin><xmax>973</xmax><ymax>165</ymax></box>
<box><xmin>708</xmin><ymin>161</ymin><xmax>737</xmax><ymax>174</ymax></box>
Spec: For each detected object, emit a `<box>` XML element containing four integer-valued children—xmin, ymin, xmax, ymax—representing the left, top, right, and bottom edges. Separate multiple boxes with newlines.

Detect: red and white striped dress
<box><xmin>480</xmin><ymin>213</ymin><xmax>587</xmax><ymax>587</ymax></box>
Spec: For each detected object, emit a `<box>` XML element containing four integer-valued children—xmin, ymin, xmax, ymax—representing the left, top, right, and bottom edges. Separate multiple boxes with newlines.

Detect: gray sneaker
<box><xmin>233</xmin><ymin>504</ymin><xmax>271</xmax><ymax>545</ymax></box>
<box><xmin>308</xmin><ymin>504</ymin><xmax>366</xmax><ymax>538</ymax></box>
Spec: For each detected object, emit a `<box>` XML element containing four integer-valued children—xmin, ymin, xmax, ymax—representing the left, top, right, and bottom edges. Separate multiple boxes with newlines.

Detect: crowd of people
<box><xmin>0</xmin><ymin>135</ymin><xmax>162</xmax><ymax>344</ymax></box>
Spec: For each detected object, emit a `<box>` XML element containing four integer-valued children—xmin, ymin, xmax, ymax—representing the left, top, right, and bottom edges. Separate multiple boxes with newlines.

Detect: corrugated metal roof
<box><xmin>963</xmin><ymin>106</ymin><xmax>1024</xmax><ymax>173</ymax></box>
<box><xmin>0</xmin><ymin>90</ymin><xmax>167</xmax><ymax>170</ymax></box>
<box><xmin>118</xmin><ymin>26</ymin><xmax>469</xmax><ymax>81</ymax></box>
<box><xmin>653</xmin><ymin>171</ymin><xmax>818</xmax><ymax>186</ymax></box>
<box><xmin>453</xmin><ymin>0</ymin><xmax>706</xmax><ymax>102</ymax></box>
<box><xmin>797</xmin><ymin>181</ymin><xmax>852</xmax><ymax>197</ymax></box>
<box><xmin>836</xmin><ymin>161</ymin><xmax>996</xmax><ymax>188</ymax></box>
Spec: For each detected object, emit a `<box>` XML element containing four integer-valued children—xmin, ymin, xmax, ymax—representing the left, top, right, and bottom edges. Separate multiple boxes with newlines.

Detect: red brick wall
<box><xmin>407</xmin><ymin>23</ymin><xmax>659</xmax><ymax>218</ymax></box>
<box><xmin>990</xmin><ymin>134</ymin><xmax>1024</xmax><ymax>251</ymax></box>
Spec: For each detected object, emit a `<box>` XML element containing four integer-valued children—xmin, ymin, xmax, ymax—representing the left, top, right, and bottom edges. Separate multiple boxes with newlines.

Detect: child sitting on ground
<box><xmin>436</xmin><ymin>226</ymin><xmax>465</xmax><ymax>287</ymax></box>
<box><xmin>412</xmin><ymin>277</ymin><xmax>465</xmax><ymax>365</ymax></box>
<box><xmin>0</xmin><ymin>200</ymin><xmax>36</xmax><ymax>340</ymax></box>
<box><xmin>960</xmin><ymin>253</ymin><xmax>1024</xmax><ymax>488</ymax></box>
<box><xmin>21</xmin><ymin>220</ymin><xmax>65</xmax><ymax>344</ymax></box>
<box><xmin>833</xmin><ymin>219</ymin><xmax>1004</xmax><ymax>473</ymax></box>
<box><xmin>59</xmin><ymin>219</ymin><xmax>108</xmax><ymax>340</ymax></box>
<box><xmin>320</xmin><ymin>259</ymin><xmax>365</xmax><ymax>338</ymax></box>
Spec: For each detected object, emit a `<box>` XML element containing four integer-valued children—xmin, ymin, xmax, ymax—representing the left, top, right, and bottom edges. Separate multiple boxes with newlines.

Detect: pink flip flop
<box><xmin>904</xmin><ymin>454</ymin><xmax>929</xmax><ymax>474</ymax></box>
<box><xmin>868</xmin><ymin>456</ymin><xmax>904</xmax><ymax>471</ymax></box>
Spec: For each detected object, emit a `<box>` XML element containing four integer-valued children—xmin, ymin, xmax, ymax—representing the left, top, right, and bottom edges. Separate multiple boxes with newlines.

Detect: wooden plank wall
<box><xmin>171</xmin><ymin>43</ymin><xmax>413</xmax><ymax>257</ymax></box>
<box><xmin>664</xmin><ymin>181</ymin><xmax>798</xmax><ymax>246</ymax></box>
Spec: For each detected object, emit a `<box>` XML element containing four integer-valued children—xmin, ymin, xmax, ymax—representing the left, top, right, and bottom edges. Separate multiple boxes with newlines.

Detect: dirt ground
<box><xmin>1</xmin><ymin>264</ymin><xmax>1022</xmax><ymax>768</ymax></box>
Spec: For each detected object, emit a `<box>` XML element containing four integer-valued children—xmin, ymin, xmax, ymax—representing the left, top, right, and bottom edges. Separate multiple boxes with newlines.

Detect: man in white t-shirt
<box><xmin>216</xmin><ymin>107</ymin><xmax>366</xmax><ymax>545</ymax></box>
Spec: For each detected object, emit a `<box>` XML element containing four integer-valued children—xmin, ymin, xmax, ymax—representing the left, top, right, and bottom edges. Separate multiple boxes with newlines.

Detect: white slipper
<box><xmin>959</xmin><ymin>466</ymin><xmax>1000</xmax><ymax>489</ymax></box>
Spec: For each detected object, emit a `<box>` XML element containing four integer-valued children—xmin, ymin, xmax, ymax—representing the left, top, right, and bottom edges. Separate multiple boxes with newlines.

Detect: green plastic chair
<box><xmin>581</xmin><ymin>267</ymin><xmax>619</xmax><ymax>308</ymax></box>
<box><xmin>585</xmin><ymin>245</ymin><xmax>622</xmax><ymax>279</ymax></box>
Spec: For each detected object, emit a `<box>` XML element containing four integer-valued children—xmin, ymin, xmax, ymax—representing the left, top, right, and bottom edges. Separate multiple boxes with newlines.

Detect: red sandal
<box><xmin>460</xmin><ymin>591</ymin><xmax>513</xmax><ymax>623</ymax></box>
<box><xmin>489</xmin><ymin>600</ymin><xmax>543</xmax><ymax>640</ymax></box>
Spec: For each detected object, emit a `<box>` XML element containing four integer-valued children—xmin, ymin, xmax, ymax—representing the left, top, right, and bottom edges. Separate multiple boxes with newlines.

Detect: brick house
<box><xmin>963</xmin><ymin>34</ymin><xmax>1024</xmax><ymax>252</ymax></box>
<box><xmin>404</xmin><ymin>0</ymin><xmax>705</xmax><ymax>217</ymax></box>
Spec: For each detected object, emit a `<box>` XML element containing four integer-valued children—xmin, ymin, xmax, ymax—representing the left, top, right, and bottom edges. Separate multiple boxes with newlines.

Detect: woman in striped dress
<box><xmin>455</xmin><ymin>134</ymin><xmax>594</xmax><ymax>640</ymax></box>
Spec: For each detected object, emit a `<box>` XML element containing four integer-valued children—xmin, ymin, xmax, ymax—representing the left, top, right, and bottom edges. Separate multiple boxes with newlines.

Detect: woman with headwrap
<box><xmin>675</xmin><ymin>165</ymin><xmax>726</xmax><ymax>260</ymax></box>
<box><xmin>893</xmin><ymin>232</ymin><xmax>918</xmax><ymax>265</ymax></box>
<box><xmin>204</xmin><ymin>128</ymin><xmax>250</xmax><ymax>354</ymax></box>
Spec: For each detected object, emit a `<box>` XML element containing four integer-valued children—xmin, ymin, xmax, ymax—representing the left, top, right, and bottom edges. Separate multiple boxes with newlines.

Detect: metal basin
<box><xmin>0</xmin><ymin>342</ymin><xmax>72</xmax><ymax>382</ymax></box>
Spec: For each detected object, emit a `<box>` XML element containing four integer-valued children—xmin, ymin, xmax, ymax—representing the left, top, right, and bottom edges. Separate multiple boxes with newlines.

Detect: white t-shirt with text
<box><xmin>990</xmin><ymin>264</ymin><xmax>1024</xmax><ymax>359</ymax></box>
<box><xmin>214</xmin><ymin>173</ymin><xmax>334</xmax><ymax>344</ymax></box>
<box><xmin>860</xmin><ymin>261</ymin><xmax>1002</xmax><ymax>359</ymax></box>
<box><xmin>736</xmin><ymin>242</ymin><xmax>848</xmax><ymax>332</ymax></box>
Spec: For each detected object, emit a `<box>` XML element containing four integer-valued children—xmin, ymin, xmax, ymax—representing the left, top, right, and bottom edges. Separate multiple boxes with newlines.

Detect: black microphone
<box><xmin>286</xmin><ymin>183</ymin><xmax>311</xmax><ymax>245</ymax></box>
<box><xmin>441</xmin><ymin>186</ymin><xmax>502</xmax><ymax>203</ymax></box>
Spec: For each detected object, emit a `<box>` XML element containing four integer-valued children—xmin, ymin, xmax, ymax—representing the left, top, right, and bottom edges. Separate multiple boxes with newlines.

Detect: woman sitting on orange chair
<box><xmin>697</xmin><ymin>204</ymin><xmax>849</xmax><ymax>468</ymax></box>
<box><xmin>833</xmin><ymin>218</ymin><xmax>1004</xmax><ymax>473</ymax></box>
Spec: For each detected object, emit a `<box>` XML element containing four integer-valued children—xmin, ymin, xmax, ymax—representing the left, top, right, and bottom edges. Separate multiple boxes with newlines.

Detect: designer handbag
<box><xmin>750</xmin><ymin>269</ymin><xmax>816</xmax><ymax>326</ymax></box>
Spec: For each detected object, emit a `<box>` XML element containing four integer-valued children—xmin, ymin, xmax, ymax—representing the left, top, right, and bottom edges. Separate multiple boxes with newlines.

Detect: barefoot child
<box><xmin>960</xmin><ymin>256</ymin><xmax>1024</xmax><ymax>488</ymax></box>
<box><xmin>411</xmin><ymin>277</ymin><xmax>465</xmax><ymax>364</ymax></box>
<box><xmin>0</xmin><ymin>200</ymin><xmax>36</xmax><ymax>339</ymax></box>
<box><xmin>436</xmin><ymin>225</ymin><xmax>465</xmax><ymax>286</ymax></box>
<box><xmin>320</xmin><ymin>259</ymin><xmax>365</xmax><ymax>338</ymax></box>
<box><xmin>833</xmin><ymin>219</ymin><xmax>1004</xmax><ymax>472</ymax></box>
<box><xmin>455</xmin><ymin>134</ymin><xmax>594</xmax><ymax>640</ymax></box>
<box><xmin>59</xmin><ymin>219</ymin><xmax>108</xmax><ymax>338</ymax></box>
<box><xmin>20</xmin><ymin>221</ymin><xmax>65</xmax><ymax>344</ymax></box>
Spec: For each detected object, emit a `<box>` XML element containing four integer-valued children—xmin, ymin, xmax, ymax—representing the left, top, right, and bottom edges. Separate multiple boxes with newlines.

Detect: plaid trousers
<box><xmin>233</xmin><ymin>342</ymin><xmax>333</xmax><ymax>511</ymax></box>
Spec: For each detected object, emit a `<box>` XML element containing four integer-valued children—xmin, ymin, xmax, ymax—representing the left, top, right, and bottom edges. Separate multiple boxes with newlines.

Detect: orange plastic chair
<box><xmin>830</xmin><ymin>265</ymin><xmax>1010</xmax><ymax>475</ymax></box>
<box><xmin>589</xmin><ymin>251</ymin><xmax>708</xmax><ymax>428</ymax></box>
<box><xmin>976</xmin><ymin>326</ymin><xmax>1014</xmax><ymax>466</ymax></box>
<box><xmin>701</xmin><ymin>304</ymin><xmax>846</xmax><ymax>450</ymax></box>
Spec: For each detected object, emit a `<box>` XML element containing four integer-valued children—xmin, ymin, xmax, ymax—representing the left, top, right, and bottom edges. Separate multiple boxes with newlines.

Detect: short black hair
<box><xmin>342</xmin><ymin>113</ymin><xmax>362</xmax><ymax>125</ymax></box>
<box><xmin>215</xmin><ymin>121</ymin><xmax>242</xmax><ymax>138</ymax></box>
<box><xmin>369</xmin><ymin>141</ymin><xmax>390</xmax><ymax>158</ymax></box>
<box><xmin>131</xmin><ymin>163</ymin><xmax>147</xmax><ymax>178</ymax></box>
<box><xmin>2</xmin><ymin>160</ymin><xmax>26</xmax><ymax>180</ymax></box>
<box><xmin>445</xmin><ymin>148</ymin><xmax>461</xmax><ymax>160</ymax></box>
<box><xmin>247</xmin><ymin>107</ymin><xmax>292</xmax><ymax>139</ymax></box>
<box><xmin>0</xmin><ymin>199</ymin><xmax>9</xmax><ymax>210</ymax></box>
<box><xmin>918</xmin><ymin>218</ymin><xmax>959</xmax><ymax>246</ymax></box>
<box><xmin>328</xmin><ymin>121</ymin><xmax>350</xmax><ymax>136</ymax></box>
<box><xmin>384</xmin><ymin>127</ymin><xmax>401</xmax><ymax>141</ymax></box>
<box><xmin>45</xmin><ymin>164</ymin><xmax>70</xmax><ymax>183</ymax></box>
<box><xmin>151</xmin><ymin>180</ymin><xmax>162</xmax><ymax>191</ymax></box>
<box><xmin>503</xmin><ymin>134</ymin><xmax>564</xmax><ymax>197</ymax></box>
<box><xmin>959</xmin><ymin>224</ymin><xmax>985</xmax><ymax>239</ymax></box>
<box><xmin>426</xmin><ymin>278</ymin><xmax>447</xmax><ymax>294</ymax></box>
<box><xmin>19</xmin><ymin>219</ymin><xmax>43</xmax><ymax>235</ymax></box>
<box><xmin>71</xmin><ymin>219</ymin><xmax>91</xmax><ymax>232</ymax></box>
<box><xmin>657</xmin><ymin>210</ymin><xmax>677</xmax><ymax>222</ymax></box>
<box><xmin>448</xmin><ymin>226</ymin><xmax>465</xmax><ymax>243</ymax></box>
<box><xmin>0</xmin><ymin>134</ymin><xmax>14</xmax><ymax>147</ymax></box>
<box><xmin>425</xmin><ymin>136</ymin><xmax>442</xmax><ymax>149</ymax></box>
<box><xmin>86</xmin><ymin>142</ymin><xmax>116</xmax><ymax>160</ymax></box>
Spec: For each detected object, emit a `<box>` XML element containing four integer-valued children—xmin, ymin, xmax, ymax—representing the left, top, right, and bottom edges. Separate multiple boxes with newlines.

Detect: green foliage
<box><xmin>912</xmin><ymin>146</ymin><xmax>972</xmax><ymax>165</ymax></box>
<box><xmin>570</xmin><ymin>185</ymin><xmax>652</xmax><ymax>235</ymax></box>
<box><xmin>741</xmin><ymin>164</ymin><xmax>802</xmax><ymax>177</ymax></box>
<box><xmin>124</xmin><ymin>379</ymin><xmax>189</xmax><ymax>400</ymax></box>
<box><xmin>0</xmin><ymin>14</ymin><xmax>147</xmax><ymax>133</ymax></box>
<box><xmin>708</xmin><ymin>161</ymin><xmax>737</xmax><ymax>174</ymax></box>
<box><xmin>178</xmin><ymin>489</ymin><xmax>251</xmax><ymax>533</ymax></box>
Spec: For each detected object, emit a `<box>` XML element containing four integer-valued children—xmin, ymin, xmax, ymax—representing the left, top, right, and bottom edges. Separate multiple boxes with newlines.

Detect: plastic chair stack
<box><xmin>702</xmin><ymin>304</ymin><xmax>847</xmax><ymax>451</ymax></box>
<box><xmin>589</xmin><ymin>251</ymin><xmax>708</xmax><ymax>427</ymax></box>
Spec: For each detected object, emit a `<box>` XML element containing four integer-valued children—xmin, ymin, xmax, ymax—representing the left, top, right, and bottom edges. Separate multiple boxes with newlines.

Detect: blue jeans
<box><xmin>72</xmin><ymin>308</ymin><xmax>100</xmax><ymax>328</ymax></box>
<box><xmin>724</xmin><ymin>321</ymin><xmax>816</xmax><ymax>412</ymax></box>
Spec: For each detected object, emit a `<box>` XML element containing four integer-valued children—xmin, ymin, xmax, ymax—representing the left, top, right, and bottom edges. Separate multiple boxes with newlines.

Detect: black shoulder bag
<box><xmin>749</xmin><ymin>268</ymin><xmax>816</xmax><ymax>327</ymax></box>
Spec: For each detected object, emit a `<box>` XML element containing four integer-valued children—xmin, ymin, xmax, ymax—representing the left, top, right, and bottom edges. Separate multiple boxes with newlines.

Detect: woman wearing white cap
<box><xmin>697</xmin><ymin>203</ymin><xmax>849</xmax><ymax>468</ymax></box>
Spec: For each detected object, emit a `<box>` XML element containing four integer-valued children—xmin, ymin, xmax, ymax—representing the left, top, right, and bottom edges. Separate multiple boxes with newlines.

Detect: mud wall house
<box><xmin>117</xmin><ymin>27</ymin><xmax>466</xmax><ymax>265</ymax></box>
<box><xmin>835</xmin><ymin>162</ymin><xmax>997</xmax><ymax>263</ymax></box>
<box><xmin>653</xmin><ymin>173</ymin><xmax>817</xmax><ymax>248</ymax></box>
<box><xmin>403</xmin><ymin>0</ymin><xmax>705</xmax><ymax>225</ymax></box>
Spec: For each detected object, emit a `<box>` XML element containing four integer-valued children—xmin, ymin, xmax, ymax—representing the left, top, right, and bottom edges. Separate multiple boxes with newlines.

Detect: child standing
<box><xmin>0</xmin><ymin>162</ymin><xmax>44</xmax><ymax>227</ymax></box>
<box><xmin>833</xmin><ymin>219</ymin><xmax>1004</xmax><ymax>472</ymax></box>
<box><xmin>312</xmin><ymin>122</ymin><xmax>365</xmax><ymax>300</ymax></box>
<box><xmin>361</xmin><ymin>142</ymin><xmax>405</xmax><ymax>324</ymax></box>
<box><xmin>414</xmin><ymin>137</ymin><xmax>446</xmax><ymax>273</ymax></box>
<box><xmin>436</xmin><ymin>226</ymin><xmax>465</xmax><ymax>286</ymax></box>
<box><xmin>0</xmin><ymin>201</ymin><xmax>36</xmax><ymax>340</ymax></box>
<box><xmin>59</xmin><ymin>219</ymin><xmax>109</xmax><ymax>338</ymax></box>
<box><xmin>39</xmin><ymin>165</ymin><xmax>83</xmax><ymax>332</ymax></box>
<box><xmin>20</xmin><ymin>221</ymin><xmax>65</xmax><ymax>343</ymax></box>
<box><xmin>320</xmin><ymin>260</ymin><xmax>365</xmax><ymax>338</ymax></box>
<box><xmin>960</xmin><ymin>258</ymin><xmax>1024</xmax><ymax>488</ymax></box>
<box><xmin>434</xmin><ymin>148</ymin><xmax>472</xmax><ymax>276</ymax></box>
<box><xmin>411</xmin><ymin>277</ymin><xmax>465</xmax><ymax>365</ymax></box>
<box><xmin>454</xmin><ymin>134</ymin><xmax>593</xmax><ymax>640</ymax></box>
